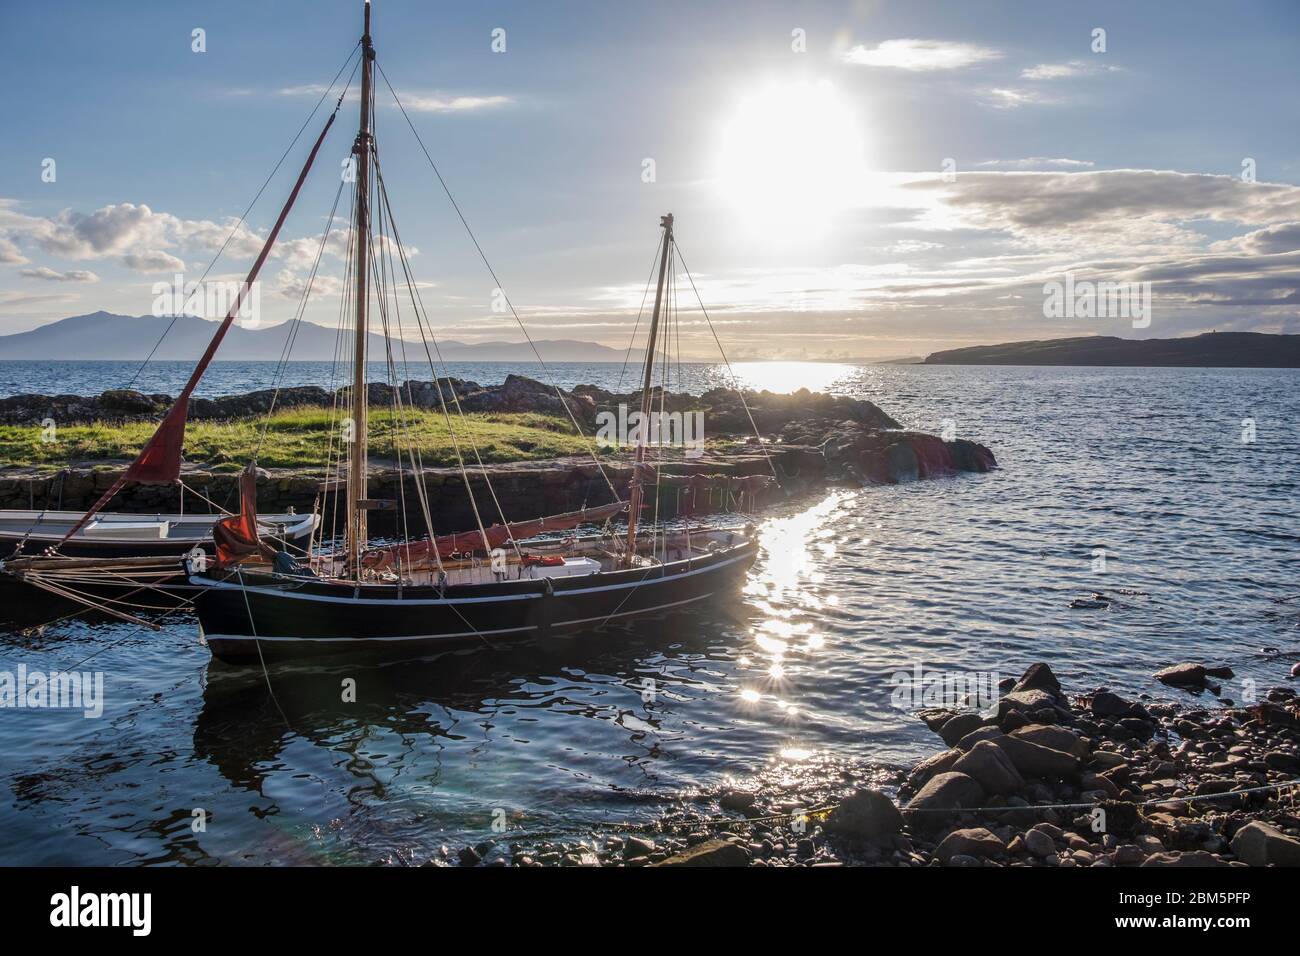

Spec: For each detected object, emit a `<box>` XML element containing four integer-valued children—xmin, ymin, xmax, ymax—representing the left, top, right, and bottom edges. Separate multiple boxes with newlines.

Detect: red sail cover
<box><xmin>363</xmin><ymin>501</ymin><xmax>628</xmax><ymax>569</ymax></box>
<box><xmin>213</xmin><ymin>465</ymin><xmax>277</xmax><ymax>567</ymax></box>
<box><xmin>126</xmin><ymin>397</ymin><xmax>190</xmax><ymax>483</ymax></box>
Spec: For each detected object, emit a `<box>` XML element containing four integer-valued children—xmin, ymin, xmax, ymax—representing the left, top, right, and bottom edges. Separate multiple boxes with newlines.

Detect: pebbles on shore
<box><xmin>456</xmin><ymin>659</ymin><xmax>1300</xmax><ymax>868</ymax></box>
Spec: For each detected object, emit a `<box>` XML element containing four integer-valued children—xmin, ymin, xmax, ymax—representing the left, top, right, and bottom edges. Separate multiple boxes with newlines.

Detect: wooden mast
<box><xmin>623</xmin><ymin>213</ymin><xmax>673</xmax><ymax>566</ymax></box>
<box><xmin>347</xmin><ymin>0</ymin><xmax>374</xmax><ymax>574</ymax></box>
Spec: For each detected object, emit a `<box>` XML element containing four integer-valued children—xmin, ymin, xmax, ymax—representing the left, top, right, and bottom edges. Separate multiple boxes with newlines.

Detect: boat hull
<box><xmin>193</xmin><ymin>539</ymin><xmax>758</xmax><ymax>664</ymax></box>
<box><xmin>0</xmin><ymin>510</ymin><xmax>319</xmax><ymax>558</ymax></box>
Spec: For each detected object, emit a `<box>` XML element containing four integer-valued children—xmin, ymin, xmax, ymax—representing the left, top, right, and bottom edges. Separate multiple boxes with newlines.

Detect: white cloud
<box><xmin>121</xmin><ymin>250</ymin><xmax>186</xmax><ymax>273</ymax></box>
<box><xmin>980</xmin><ymin>87</ymin><xmax>1062</xmax><ymax>109</ymax></box>
<box><xmin>879</xmin><ymin>239</ymin><xmax>944</xmax><ymax>254</ymax></box>
<box><xmin>279</xmin><ymin>84</ymin><xmax>511</xmax><ymax>113</ymax></box>
<box><xmin>400</xmin><ymin>93</ymin><xmax>512</xmax><ymax>113</ymax></box>
<box><xmin>18</xmin><ymin>266</ymin><xmax>99</xmax><ymax>282</ymax></box>
<box><xmin>1021</xmin><ymin>60</ymin><xmax>1123</xmax><ymax>80</ymax></box>
<box><xmin>0</xmin><ymin>197</ymin><xmax>353</xmax><ymax>278</ymax></box>
<box><xmin>1209</xmin><ymin>221</ymin><xmax>1300</xmax><ymax>255</ymax></box>
<box><xmin>977</xmin><ymin>158</ymin><xmax>1095</xmax><ymax>169</ymax></box>
<box><xmin>0</xmin><ymin>234</ymin><xmax>27</xmax><ymax>264</ymax></box>
<box><xmin>841</xmin><ymin>39</ymin><xmax>1002</xmax><ymax>71</ymax></box>
<box><xmin>274</xmin><ymin>269</ymin><xmax>344</xmax><ymax>300</ymax></box>
<box><xmin>907</xmin><ymin>170</ymin><xmax>1300</xmax><ymax>245</ymax></box>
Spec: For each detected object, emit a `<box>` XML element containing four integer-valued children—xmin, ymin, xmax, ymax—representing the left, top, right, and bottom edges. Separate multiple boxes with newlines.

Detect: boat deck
<box><xmin>296</xmin><ymin>527</ymin><xmax>750</xmax><ymax>588</ymax></box>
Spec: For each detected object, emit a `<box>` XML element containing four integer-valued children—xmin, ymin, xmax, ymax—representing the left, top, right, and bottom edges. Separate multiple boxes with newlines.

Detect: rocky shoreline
<box><xmin>447</xmin><ymin>661</ymin><xmax>1300</xmax><ymax>867</ymax></box>
<box><xmin>1</xmin><ymin>376</ymin><xmax>997</xmax><ymax>528</ymax></box>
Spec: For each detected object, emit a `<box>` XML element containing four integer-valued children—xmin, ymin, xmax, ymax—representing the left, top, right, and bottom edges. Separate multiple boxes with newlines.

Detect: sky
<box><xmin>1</xmin><ymin>0</ymin><xmax>1299</xmax><ymax>360</ymax></box>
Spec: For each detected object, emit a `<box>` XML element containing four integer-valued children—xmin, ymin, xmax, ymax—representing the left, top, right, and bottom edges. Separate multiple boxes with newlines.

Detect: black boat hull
<box><xmin>193</xmin><ymin>540</ymin><xmax>759</xmax><ymax>664</ymax></box>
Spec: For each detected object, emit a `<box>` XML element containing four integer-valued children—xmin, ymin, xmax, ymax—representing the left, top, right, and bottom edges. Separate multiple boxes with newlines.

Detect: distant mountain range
<box><xmin>0</xmin><ymin>312</ymin><xmax>639</xmax><ymax>363</ymax></box>
<box><xmin>923</xmin><ymin>332</ymin><xmax>1300</xmax><ymax>368</ymax></box>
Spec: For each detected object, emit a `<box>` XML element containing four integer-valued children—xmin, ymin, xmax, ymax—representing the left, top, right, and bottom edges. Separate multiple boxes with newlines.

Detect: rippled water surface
<box><xmin>1</xmin><ymin>363</ymin><xmax>1297</xmax><ymax>865</ymax></box>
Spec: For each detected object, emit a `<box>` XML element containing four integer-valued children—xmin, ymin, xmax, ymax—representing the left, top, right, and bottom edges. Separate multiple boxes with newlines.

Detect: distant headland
<box><xmin>0</xmin><ymin>311</ymin><xmax>640</xmax><ymax>363</ymax></box>
<box><xmin>922</xmin><ymin>332</ymin><xmax>1300</xmax><ymax>368</ymax></box>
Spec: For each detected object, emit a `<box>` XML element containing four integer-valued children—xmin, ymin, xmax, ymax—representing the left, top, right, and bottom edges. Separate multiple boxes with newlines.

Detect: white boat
<box><xmin>0</xmin><ymin>508</ymin><xmax>319</xmax><ymax>558</ymax></box>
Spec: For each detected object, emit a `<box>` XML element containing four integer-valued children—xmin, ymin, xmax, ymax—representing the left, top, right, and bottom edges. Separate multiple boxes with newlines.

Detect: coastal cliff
<box><xmin>923</xmin><ymin>331</ymin><xmax>1300</xmax><ymax>368</ymax></box>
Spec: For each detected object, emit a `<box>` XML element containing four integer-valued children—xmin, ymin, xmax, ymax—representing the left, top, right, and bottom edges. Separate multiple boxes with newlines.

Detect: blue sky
<box><xmin>2</xmin><ymin>0</ymin><xmax>1300</xmax><ymax>358</ymax></box>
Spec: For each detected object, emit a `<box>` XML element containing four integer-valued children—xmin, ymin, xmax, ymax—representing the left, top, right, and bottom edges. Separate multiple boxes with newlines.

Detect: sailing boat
<box><xmin>189</xmin><ymin>212</ymin><xmax>760</xmax><ymax>663</ymax></box>
<box><xmin>5</xmin><ymin>2</ymin><xmax>765</xmax><ymax>653</ymax></box>
<box><xmin>183</xmin><ymin>5</ymin><xmax>761</xmax><ymax>663</ymax></box>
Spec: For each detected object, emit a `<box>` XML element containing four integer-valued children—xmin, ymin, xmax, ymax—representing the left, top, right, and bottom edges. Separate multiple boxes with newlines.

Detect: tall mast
<box><xmin>623</xmin><ymin>213</ymin><xmax>673</xmax><ymax>565</ymax></box>
<box><xmin>347</xmin><ymin>0</ymin><xmax>374</xmax><ymax>574</ymax></box>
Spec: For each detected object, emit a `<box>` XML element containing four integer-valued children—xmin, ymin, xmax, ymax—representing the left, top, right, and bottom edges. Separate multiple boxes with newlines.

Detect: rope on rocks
<box><xmin>588</xmin><ymin>804</ymin><xmax>839</xmax><ymax>834</ymax></box>
<box><xmin>555</xmin><ymin>776</ymin><xmax>1300</xmax><ymax>838</ymax></box>
<box><xmin>872</xmin><ymin>777</ymin><xmax>1300</xmax><ymax>816</ymax></box>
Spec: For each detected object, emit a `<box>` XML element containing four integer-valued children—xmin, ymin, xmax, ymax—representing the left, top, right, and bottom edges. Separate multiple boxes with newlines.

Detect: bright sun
<box><xmin>714</xmin><ymin>79</ymin><xmax>866</xmax><ymax>237</ymax></box>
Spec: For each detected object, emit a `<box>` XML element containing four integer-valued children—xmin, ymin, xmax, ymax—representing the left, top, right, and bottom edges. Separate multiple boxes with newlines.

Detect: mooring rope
<box><xmin>519</xmin><ymin>775</ymin><xmax>1300</xmax><ymax>841</ymax></box>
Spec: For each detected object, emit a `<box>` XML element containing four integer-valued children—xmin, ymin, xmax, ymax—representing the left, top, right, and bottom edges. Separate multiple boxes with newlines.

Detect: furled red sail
<box><xmin>362</xmin><ymin>500</ymin><xmax>628</xmax><ymax>569</ymax></box>
<box><xmin>213</xmin><ymin>464</ymin><xmax>278</xmax><ymax>567</ymax></box>
<box><xmin>127</xmin><ymin>397</ymin><xmax>191</xmax><ymax>483</ymax></box>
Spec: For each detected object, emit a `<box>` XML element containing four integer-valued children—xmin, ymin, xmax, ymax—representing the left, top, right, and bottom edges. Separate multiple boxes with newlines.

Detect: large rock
<box><xmin>1091</xmin><ymin>691</ymin><xmax>1147</xmax><ymax>720</ymax></box>
<box><xmin>650</xmin><ymin>839</ymin><xmax>749</xmax><ymax>867</ymax></box>
<box><xmin>1023</xmin><ymin>828</ymin><xmax>1057</xmax><ymax>858</ymax></box>
<box><xmin>917</xmin><ymin>708</ymin><xmax>959</xmax><ymax>732</ymax></box>
<box><xmin>955</xmin><ymin>726</ymin><xmax>1006</xmax><ymax>752</ymax></box>
<box><xmin>905</xmin><ymin>747</ymin><xmax>963</xmax><ymax>792</ymax></box>
<box><xmin>1010</xmin><ymin>724</ymin><xmax>1090</xmax><ymax>759</ymax></box>
<box><xmin>1154</xmin><ymin>663</ymin><xmax>1209</xmax><ymax>687</ymax></box>
<box><xmin>953</xmin><ymin>740</ymin><xmax>1025</xmax><ymax>796</ymax></box>
<box><xmin>938</xmin><ymin>712</ymin><xmax>984</xmax><ymax>746</ymax></box>
<box><xmin>998</xmin><ymin>688</ymin><xmax>1059</xmax><ymax>715</ymax></box>
<box><xmin>1230</xmin><ymin>822</ymin><xmax>1300</xmax><ymax>866</ymax></box>
<box><xmin>905</xmin><ymin>772</ymin><xmax>985</xmax><ymax>823</ymax></box>
<box><xmin>1012</xmin><ymin>662</ymin><xmax>1063</xmax><ymax>696</ymax></box>
<box><xmin>884</xmin><ymin>441</ymin><xmax>920</xmax><ymax>483</ymax></box>
<box><xmin>1140</xmin><ymin>851</ymin><xmax>1231</xmax><ymax>867</ymax></box>
<box><xmin>935</xmin><ymin>827</ymin><xmax>1007</xmax><ymax>863</ymax></box>
<box><xmin>825</xmin><ymin>789</ymin><xmax>904</xmax><ymax>842</ymax></box>
<box><xmin>990</xmin><ymin>735</ymin><xmax>1080</xmax><ymax>780</ymax></box>
<box><xmin>949</xmin><ymin>438</ymin><xmax>997</xmax><ymax>473</ymax></box>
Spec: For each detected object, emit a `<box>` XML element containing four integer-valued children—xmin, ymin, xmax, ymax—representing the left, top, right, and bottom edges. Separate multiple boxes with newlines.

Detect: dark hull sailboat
<box><xmin>19</xmin><ymin>2</ymin><xmax>770</xmax><ymax>654</ymax></box>
<box><xmin>193</xmin><ymin>529</ymin><xmax>757</xmax><ymax>664</ymax></box>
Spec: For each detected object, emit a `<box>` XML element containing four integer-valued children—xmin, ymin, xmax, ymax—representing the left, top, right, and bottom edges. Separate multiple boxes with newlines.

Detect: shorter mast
<box><xmin>623</xmin><ymin>213</ymin><xmax>673</xmax><ymax>566</ymax></box>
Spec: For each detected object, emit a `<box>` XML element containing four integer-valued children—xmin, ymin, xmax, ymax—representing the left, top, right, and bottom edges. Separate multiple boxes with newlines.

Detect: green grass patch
<box><xmin>0</xmin><ymin>406</ymin><xmax>592</xmax><ymax>470</ymax></box>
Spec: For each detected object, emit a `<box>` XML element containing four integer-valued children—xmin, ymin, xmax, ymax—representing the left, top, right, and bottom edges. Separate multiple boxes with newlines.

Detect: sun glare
<box><xmin>723</xmin><ymin>360</ymin><xmax>857</xmax><ymax>394</ymax></box>
<box><xmin>714</xmin><ymin>79</ymin><xmax>866</xmax><ymax>237</ymax></box>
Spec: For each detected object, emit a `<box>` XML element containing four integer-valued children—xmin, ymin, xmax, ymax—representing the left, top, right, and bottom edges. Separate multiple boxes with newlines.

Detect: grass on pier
<box><xmin>0</xmin><ymin>406</ymin><xmax>593</xmax><ymax>470</ymax></box>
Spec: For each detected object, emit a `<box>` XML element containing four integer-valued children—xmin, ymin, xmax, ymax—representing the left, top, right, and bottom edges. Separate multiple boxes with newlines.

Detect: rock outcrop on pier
<box><xmin>0</xmin><ymin>376</ymin><xmax>997</xmax><ymax>527</ymax></box>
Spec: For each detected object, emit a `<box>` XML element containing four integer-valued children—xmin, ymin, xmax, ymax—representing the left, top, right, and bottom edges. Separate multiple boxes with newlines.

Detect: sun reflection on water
<box><xmin>734</xmin><ymin>492</ymin><xmax>857</xmax><ymax>760</ymax></box>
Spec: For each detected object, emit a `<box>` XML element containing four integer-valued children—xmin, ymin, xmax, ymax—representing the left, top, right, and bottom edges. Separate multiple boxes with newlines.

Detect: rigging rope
<box><xmin>376</xmin><ymin>62</ymin><xmax>620</xmax><ymax>503</ymax></box>
<box><xmin>674</xmin><ymin>242</ymin><xmax>782</xmax><ymax>485</ymax></box>
<box><xmin>617</xmin><ymin>234</ymin><xmax>664</xmax><ymax>391</ymax></box>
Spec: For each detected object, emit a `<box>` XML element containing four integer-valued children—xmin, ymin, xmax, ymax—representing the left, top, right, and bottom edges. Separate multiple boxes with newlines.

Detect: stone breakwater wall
<box><xmin>0</xmin><ymin>375</ymin><xmax>998</xmax><ymax>531</ymax></box>
<box><xmin>0</xmin><ymin>451</ymin><xmax>809</xmax><ymax>534</ymax></box>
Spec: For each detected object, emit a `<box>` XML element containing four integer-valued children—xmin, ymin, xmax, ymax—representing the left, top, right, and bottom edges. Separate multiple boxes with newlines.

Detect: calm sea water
<box><xmin>1</xmin><ymin>361</ymin><xmax>1298</xmax><ymax>865</ymax></box>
